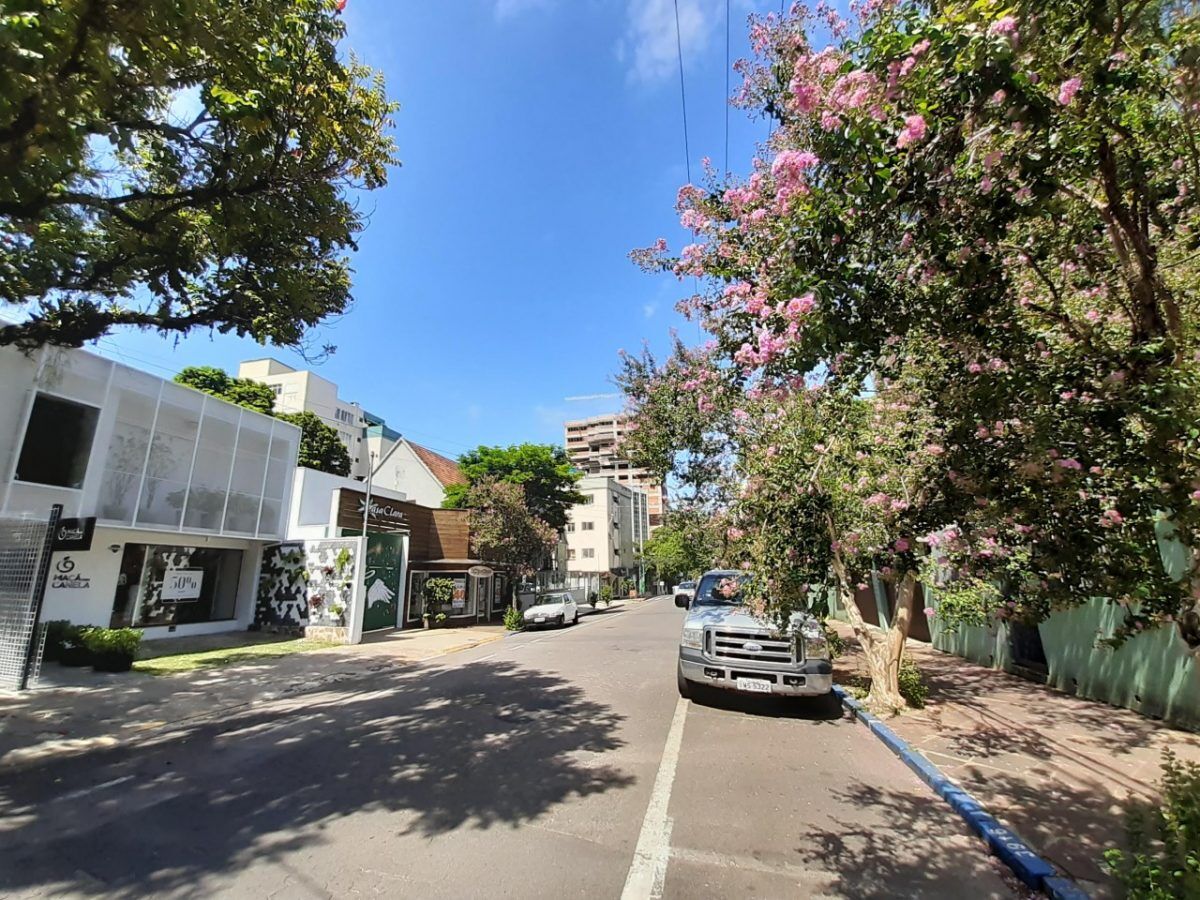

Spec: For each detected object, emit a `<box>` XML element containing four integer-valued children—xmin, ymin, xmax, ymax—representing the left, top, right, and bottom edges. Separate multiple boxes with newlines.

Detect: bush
<box><xmin>423</xmin><ymin>577</ymin><xmax>456</xmax><ymax>616</ymax></box>
<box><xmin>597</xmin><ymin>585</ymin><xmax>613</xmax><ymax>607</ymax></box>
<box><xmin>503</xmin><ymin>606</ymin><xmax>523</xmax><ymax>631</ymax></box>
<box><xmin>41</xmin><ymin>620</ymin><xmax>74</xmax><ymax>662</ymax></box>
<box><xmin>59</xmin><ymin>625</ymin><xmax>94</xmax><ymax>667</ymax></box>
<box><xmin>82</xmin><ymin>627</ymin><xmax>142</xmax><ymax>672</ymax></box>
<box><xmin>1105</xmin><ymin>750</ymin><xmax>1200</xmax><ymax>899</ymax></box>
<box><xmin>898</xmin><ymin>657</ymin><xmax>928</xmax><ymax>709</ymax></box>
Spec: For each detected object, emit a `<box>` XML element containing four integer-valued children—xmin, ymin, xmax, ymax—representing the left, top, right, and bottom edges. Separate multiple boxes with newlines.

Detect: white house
<box><xmin>0</xmin><ymin>346</ymin><xmax>300</xmax><ymax>638</ymax></box>
<box><xmin>370</xmin><ymin>437</ymin><xmax>465</xmax><ymax>507</ymax></box>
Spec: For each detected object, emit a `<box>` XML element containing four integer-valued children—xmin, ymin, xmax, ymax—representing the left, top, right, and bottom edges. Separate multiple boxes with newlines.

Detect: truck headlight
<box><xmin>680</xmin><ymin>627</ymin><xmax>703</xmax><ymax>650</ymax></box>
<box><xmin>798</xmin><ymin>619</ymin><xmax>823</xmax><ymax>640</ymax></box>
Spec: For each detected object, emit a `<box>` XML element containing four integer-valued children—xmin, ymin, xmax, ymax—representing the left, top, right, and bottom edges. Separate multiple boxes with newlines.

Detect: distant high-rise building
<box><xmin>564</xmin><ymin>413</ymin><xmax>666</xmax><ymax>527</ymax></box>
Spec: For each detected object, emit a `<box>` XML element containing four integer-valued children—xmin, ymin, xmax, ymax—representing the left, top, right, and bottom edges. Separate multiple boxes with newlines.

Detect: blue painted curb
<box><xmin>833</xmin><ymin>685</ymin><xmax>1088</xmax><ymax>897</ymax></box>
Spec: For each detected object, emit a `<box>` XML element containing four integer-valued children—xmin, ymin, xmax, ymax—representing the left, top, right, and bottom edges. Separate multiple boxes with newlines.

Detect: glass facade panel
<box><xmin>96</xmin><ymin>370</ymin><xmax>159</xmax><ymax>524</ymax></box>
<box><xmin>183</xmin><ymin>401</ymin><xmax>238</xmax><ymax>531</ymax></box>
<box><xmin>136</xmin><ymin>385</ymin><xmax>202</xmax><ymax>528</ymax></box>
<box><xmin>38</xmin><ymin>349</ymin><xmax>111</xmax><ymax>406</ymax></box>
<box><xmin>224</xmin><ymin>418</ymin><xmax>269</xmax><ymax>534</ymax></box>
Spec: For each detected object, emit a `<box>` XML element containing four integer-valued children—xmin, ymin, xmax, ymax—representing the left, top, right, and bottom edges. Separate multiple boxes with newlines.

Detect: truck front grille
<box><xmin>707</xmin><ymin>628</ymin><xmax>795</xmax><ymax>666</ymax></box>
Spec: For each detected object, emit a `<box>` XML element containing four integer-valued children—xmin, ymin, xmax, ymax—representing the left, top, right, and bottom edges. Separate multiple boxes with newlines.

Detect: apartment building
<box><xmin>564</xmin><ymin>475</ymin><xmax>648</xmax><ymax>579</ymax></box>
<box><xmin>564</xmin><ymin>414</ymin><xmax>666</xmax><ymax>527</ymax></box>
<box><xmin>238</xmin><ymin>359</ymin><xmax>370</xmax><ymax>479</ymax></box>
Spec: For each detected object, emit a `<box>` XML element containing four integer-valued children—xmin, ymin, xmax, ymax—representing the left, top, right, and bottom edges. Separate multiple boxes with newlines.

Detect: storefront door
<box><xmin>361</xmin><ymin>533</ymin><xmax>404</xmax><ymax>631</ymax></box>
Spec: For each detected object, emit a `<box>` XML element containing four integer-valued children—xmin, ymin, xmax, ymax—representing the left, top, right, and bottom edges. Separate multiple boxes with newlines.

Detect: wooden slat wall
<box><xmin>334</xmin><ymin>488</ymin><xmax>471</xmax><ymax>563</ymax></box>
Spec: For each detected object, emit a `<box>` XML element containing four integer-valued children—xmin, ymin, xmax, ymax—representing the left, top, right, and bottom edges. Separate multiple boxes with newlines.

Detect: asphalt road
<box><xmin>0</xmin><ymin>597</ymin><xmax>1016</xmax><ymax>899</ymax></box>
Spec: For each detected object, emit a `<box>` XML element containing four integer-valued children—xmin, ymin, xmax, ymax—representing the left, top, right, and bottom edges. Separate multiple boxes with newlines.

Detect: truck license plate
<box><xmin>736</xmin><ymin>678</ymin><xmax>772</xmax><ymax>694</ymax></box>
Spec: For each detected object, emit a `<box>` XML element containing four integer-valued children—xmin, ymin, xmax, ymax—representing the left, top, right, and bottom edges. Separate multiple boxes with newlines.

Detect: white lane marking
<box><xmin>621</xmin><ymin>696</ymin><xmax>689</xmax><ymax>900</ymax></box>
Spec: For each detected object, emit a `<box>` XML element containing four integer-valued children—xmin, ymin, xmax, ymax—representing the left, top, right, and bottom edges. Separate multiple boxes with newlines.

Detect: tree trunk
<box><xmin>833</xmin><ymin>554</ymin><xmax>918</xmax><ymax>713</ymax></box>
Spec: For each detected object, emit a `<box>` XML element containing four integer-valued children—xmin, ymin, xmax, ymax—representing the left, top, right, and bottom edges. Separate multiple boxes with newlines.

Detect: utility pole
<box><xmin>361</xmin><ymin>450</ymin><xmax>376</xmax><ymax>535</ymax></box>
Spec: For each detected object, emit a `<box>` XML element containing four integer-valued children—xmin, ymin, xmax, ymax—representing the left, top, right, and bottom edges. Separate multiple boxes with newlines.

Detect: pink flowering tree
<box><xmin>624</xmin><ymin>0</ymin><xmax>1200</xmax><ymax>705</ymax></box>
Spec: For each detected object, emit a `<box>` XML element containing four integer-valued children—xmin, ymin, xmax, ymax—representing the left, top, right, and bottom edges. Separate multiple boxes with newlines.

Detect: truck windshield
<box><xmin>693</xmin><ymin>573</ymin><xmax>751</xmax><ymax>606</ymax></box>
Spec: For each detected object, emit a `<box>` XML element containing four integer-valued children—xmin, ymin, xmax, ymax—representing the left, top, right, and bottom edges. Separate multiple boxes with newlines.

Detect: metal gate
<box><xmin>0</xmin><ymin>507</ymin><xmax>58</xmax><ymax>690</ymax></box>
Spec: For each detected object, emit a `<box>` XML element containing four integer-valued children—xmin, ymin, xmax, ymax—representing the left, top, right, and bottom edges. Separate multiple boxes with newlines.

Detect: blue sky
<box><xmin>92</xmin><ymin>0</ymin><xmax>783</xmax><ymax>461</ymax></box>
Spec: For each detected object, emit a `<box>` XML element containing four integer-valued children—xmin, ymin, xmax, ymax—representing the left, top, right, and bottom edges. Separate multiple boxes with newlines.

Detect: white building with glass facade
<box><xmin>0</xmin><ymin>346</ymin><xmax>300</xmax><ymax>638</ymax></box>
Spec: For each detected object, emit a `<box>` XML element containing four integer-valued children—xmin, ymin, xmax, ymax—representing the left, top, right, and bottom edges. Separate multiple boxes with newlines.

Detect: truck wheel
<box><xmin>677</xmin><ymin>664</ymin><xmax>692</xmax><ymax>699</ymax></box>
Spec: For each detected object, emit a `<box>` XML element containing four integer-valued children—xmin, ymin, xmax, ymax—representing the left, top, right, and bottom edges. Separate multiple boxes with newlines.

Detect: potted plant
<box><xmin>82</xmin><ymin>627</ymin><xmax>142</xmax><ymax>673</ymax></box>
<box><xmin>41</xmin><ymin>620</ymin><xmax>73</xmax><ymax>663</ymax></box>
<box><xmin>59</xmin><ymin>625</ymin><xmax>94</xmax><ymax>667</ymax></box>
<box><xmin>421</xmin><ymin>578</ymin><xmax>456</xmax><ymax>629</ymax></box>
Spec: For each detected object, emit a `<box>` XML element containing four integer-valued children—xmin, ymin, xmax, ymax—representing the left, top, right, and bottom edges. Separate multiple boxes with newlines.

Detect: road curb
<box><xmin>833</xmin><ymin>686</ymin><xmax>1090</xmax><ymax>899</ymax></box>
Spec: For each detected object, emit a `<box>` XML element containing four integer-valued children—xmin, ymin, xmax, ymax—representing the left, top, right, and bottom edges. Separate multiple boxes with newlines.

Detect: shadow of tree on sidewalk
<box><xmin>0</xmin><ymin>660</ymin><xmax>634</xmax><ymax>897</ymax></box>
<box><xmin>787</xmin><ymin>780</ymin><xmax>1027</xmax><ymax>899</ymax></box>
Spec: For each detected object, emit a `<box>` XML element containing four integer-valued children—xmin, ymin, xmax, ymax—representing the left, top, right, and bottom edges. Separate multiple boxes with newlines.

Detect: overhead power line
<box><xmin>673</xmin><ymin>0</ymin><xmax>692</xmax><ymax>185</ymax></box>
<box><xmin>725</xmin><ymin>0</ymin><xmax>730</xmax><ymax>174</ymax></box>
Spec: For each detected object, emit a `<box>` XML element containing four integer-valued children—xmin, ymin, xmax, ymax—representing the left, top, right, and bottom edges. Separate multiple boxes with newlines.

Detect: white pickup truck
<box><xmin>675</xmin><ymin>569</ymin><xmax>834</xmax><ymax>700</ymax></box>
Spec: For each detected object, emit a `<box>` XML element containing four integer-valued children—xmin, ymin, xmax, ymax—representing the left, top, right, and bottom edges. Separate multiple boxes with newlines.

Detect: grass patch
<box><xmin>132</xmin><ymin>637</ymin><xmax>340</xmax><ymax>675</ymax></box>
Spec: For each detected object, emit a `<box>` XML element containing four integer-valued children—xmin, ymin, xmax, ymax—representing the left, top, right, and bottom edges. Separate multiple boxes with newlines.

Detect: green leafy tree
<box><xmin>175</xmin><ymin>366</ymin><xmax>275</xmax><ymax>415</ymax></box>
<box><xmin>0</xmin><ymin>0</ymin><xmax>398</xmax><ymax>351</ymax></box>
<box><xmin>443</xmin><ymin>443</ymin><xmax>584</xmax><ymax>531</ymax></box>
<box><xmin>640</xmin><ymin>511</ymin><xmax>721</xmax><ymax>585</ymax></box>
<box><xmin>276</xmin><ymin>410</ymin><xmax>350</xmax><ymax>476</ymax></box>
<box><xmin>465</xmin><ymin>478</ymin><xmax>558</xmax><ymax>603</ymax></box>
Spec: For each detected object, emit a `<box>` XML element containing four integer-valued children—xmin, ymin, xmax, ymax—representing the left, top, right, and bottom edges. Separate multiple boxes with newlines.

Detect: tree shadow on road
<box><xmin>0</xmin><ymin>660</ymin><xmax>634</xmax><ymax>897</ymax></box>
<box><xmin>787</xmin><ymin>780</ymin><xmax>1022</xmax><ymax>899</ymax></box>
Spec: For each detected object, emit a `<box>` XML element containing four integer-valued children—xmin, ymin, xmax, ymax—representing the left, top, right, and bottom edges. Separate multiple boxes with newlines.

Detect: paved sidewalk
<box><xmin>0</xmin><ymin>624</ymin><xmax>507</xmax><ymax>772</ymax></box>
<box><xmin>832</xmin><ymin>622</ymin><xmax>1200</xmax><ymax>897</ymax></box>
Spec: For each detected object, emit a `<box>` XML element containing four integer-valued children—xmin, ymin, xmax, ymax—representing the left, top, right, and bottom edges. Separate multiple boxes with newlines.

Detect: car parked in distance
<box><xmin>671</xmin><ymin>580</ymin><xmax>697</xmax><ymax>601</ymax></box>
<box><xmin>523</xmin><ymin>591</ymin><xmax>579</xmax><ymax>629</ymax></box>
<box><xmin>675</xmin><ymin>570</ymin><xmax>833</xmax><ymax>700</ymax></box>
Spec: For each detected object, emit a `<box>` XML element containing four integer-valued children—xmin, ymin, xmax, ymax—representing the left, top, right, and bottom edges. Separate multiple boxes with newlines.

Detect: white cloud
<box><xmin>620</xmin><ymin>0</ymin><xmax>719</xmax><ymax>85</ymax></box>
<box><xmin>495</xmin><ymin>0</ymin><xmax>556</xmax><ymax>20</ymax></box>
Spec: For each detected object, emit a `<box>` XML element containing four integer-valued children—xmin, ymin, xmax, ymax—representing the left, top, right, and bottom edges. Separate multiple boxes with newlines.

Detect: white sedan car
<box><xmin>523</xmin><ymin>591</ymin><xmax>579</xmax><ymax>629</ymax></box>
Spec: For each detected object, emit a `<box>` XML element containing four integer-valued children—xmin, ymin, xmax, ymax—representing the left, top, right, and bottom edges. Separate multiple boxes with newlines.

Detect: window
<box><xmin>110</xmin><ymin>544</ymin><xmax>244</xmax><ymax>628</ymax></box>
<box><xmin>269</xmin><ymin>384</ymin><xmax>282</xmax><ymax>396</ymax></box>
<box><xmin>335</xmin><ymin>408</ymin><xmax>356</xmax><ymax>425</ymax></box>
<box><xmin>582</xmin><ymin>548</ymin><xmax>595</xmax><ymax>559</ymax></box>
<box><xmin>16</xmin><ymin>393</ymin><xmax>100</xmax><ymax>489</ymax></box>
<box><xmin>565</xmin><ymin>523</ymin><xmax>575</xmax><ymax>532</ymax></box>
<box><xmin>581</xmin><ymin>521</ymin><xmax>595</xmax><ymax>531</ymax></box>
<box><xmin>568</xmin><ymin>549</ymin><xmax>576</xmax><ymax>560</ymax></box>
<box><xmin>579</xmin><ymin>495</ymin><xmax>594</xmax><ymax>505</ymax></box>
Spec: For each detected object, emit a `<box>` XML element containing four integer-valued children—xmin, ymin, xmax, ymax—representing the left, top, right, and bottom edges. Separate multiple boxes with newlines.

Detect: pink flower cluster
<box><xmin>771</xmin><ymin>150</ymin><xmax>820</xmax><ymax>208</ymax></box>
<box><xmin>896</xmin><ymin>114</ymin><xmax>927</xmax><ymax>149</ymax></box>
<box><xmin>1057</xmin><ymin>77</ymin><xmax>1082</xmax><ymax>106</ymax></box>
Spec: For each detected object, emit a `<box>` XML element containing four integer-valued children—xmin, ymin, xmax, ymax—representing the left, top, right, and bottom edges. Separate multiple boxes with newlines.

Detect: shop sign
<box><xmin>451</xmin><ymin>576</ymin><xmax>467</xmax><ymax>611</ymax></box>
<box><xmin>50</xmin><ymin>555</ymin><xmax>91</xmax><ymax>590</ymax></box>
<box><xmin>467</xmin><ymin>565</ymin><xmax>494</xmax><ymax>578</ymax></box>
<box><xmin>162</xmin><ymin>568</ymin><xmax>204</xmax><ymax>602</ymax></box>
<box><xmin>52</xmin><ymin>517</ymin><xmax>95</xmax><ymax>552</ymax></box>
<box><xmin>337</xmin><ymin>489</ymin><xmax>411</xmax><ymax>533</ymax></box>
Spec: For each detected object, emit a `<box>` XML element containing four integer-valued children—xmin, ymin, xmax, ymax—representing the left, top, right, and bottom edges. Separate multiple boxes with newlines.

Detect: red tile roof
<box><xmin>409</xmin><ymin>440</ymin><xmax>466</xmax><ymax>487</ymax></box>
